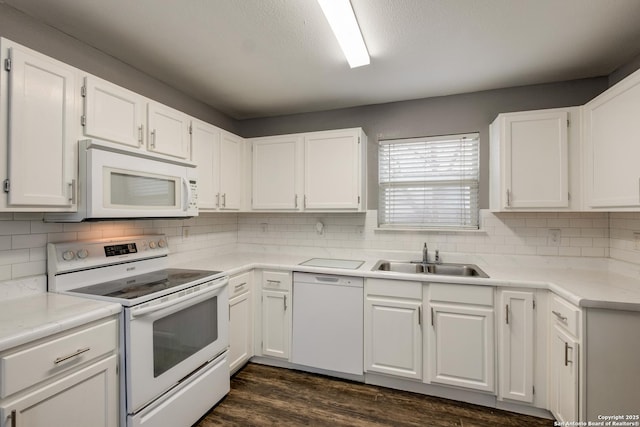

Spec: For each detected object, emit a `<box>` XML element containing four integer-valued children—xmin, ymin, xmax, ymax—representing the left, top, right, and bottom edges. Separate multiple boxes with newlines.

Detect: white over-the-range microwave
<box><xmin>46</xmin><ymin>139</ymin><xmax>198</xmax><ymax>222</ymax></box>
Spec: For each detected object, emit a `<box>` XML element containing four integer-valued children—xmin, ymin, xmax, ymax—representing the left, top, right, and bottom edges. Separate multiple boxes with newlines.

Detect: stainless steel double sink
<box><xmin>372</xmin><ymin>260</ymin><xmax>489</xmax><ymax>278</ymax></box>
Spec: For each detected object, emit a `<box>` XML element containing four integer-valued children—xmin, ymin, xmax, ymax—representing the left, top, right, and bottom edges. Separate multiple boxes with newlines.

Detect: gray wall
<box><xmin>0</xmin><ymin>4</ymin><xmax>238</xmax><ymax>133</ymax></box>
<box><xmin>239</xmin><ymin>78</ymin><xmax>608</xmax><ymax>209</ymax></box>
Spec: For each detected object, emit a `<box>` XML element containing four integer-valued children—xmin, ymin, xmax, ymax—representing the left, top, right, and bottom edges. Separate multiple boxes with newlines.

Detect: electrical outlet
<box><xmin>182</xmin><ymin>226</ymin><xmax>190</xmax><ymax>239</ymax></box>
<box><xmin>549</xmin><ymin>229</ymin><xmax>561</xmax><ymax>246</ymax></box>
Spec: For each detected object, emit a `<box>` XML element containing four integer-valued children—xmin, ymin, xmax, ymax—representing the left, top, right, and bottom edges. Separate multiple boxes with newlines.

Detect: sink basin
<box><xmin>373</xmin><ymin>260</ymin><xmax>489</xmax><ymax>278</ymax></box>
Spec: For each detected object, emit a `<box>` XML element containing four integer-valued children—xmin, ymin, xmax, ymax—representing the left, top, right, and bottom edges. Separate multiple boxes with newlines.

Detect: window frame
<box><xmin>377</xmin><ymin>132</ymin><xmax>480</xmax><ymax>230</ymax></box>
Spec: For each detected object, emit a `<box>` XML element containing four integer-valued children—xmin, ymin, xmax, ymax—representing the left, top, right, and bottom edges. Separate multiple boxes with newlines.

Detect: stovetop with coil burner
<box><xmin>70</xmin><ymin>268</ymin><xmax>222</xmax><ymax>300</ymax></box>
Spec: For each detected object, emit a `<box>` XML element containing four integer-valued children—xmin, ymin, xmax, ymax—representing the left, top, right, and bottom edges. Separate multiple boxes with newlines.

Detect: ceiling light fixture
<box><xmin>317</xmin><ymin>0</ymin><xmax>370</xmax><ymax>68</ymax></box>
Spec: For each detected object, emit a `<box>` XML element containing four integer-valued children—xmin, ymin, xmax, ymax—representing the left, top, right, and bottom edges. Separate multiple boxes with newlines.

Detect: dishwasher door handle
<box><xmin>314</xmin><ymin>276</ymin><xmax>340</xmax><ymax>283</ymax></box>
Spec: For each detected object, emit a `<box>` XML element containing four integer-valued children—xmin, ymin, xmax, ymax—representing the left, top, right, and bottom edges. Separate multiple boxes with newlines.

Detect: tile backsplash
<box><xmin>2</xmin><ymin>209</ymin><xmax>640</xmax><ymax>283</ymax></box>
<box><xmin>237</xmin><ymin>210</ymin><xmax>610</xmax><ymax>258</ymax></box>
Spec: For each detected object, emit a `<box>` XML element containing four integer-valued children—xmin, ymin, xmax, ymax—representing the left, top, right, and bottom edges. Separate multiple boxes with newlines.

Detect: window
<box><xmin>378</xmin><ymin>133</ymin><xmax>480</xmax><ymax>229</ymax></box>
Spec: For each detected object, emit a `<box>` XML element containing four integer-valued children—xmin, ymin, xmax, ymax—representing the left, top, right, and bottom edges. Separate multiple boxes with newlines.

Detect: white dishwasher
<box><xmin>291</xmin><ymin>272</ymin><xmax>363</xmax><ymax>375</ymax></box>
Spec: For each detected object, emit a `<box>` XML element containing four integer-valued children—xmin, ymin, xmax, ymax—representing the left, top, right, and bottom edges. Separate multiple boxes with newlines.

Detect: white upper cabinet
<box><xmin>584</xmin><ymin>68</ymin><xmax>640</xmax><ymax>209</ymax></box>
<box><xmin>191</xmin><ymin>121</ymin><xmax>244</xmax><ymax>211</ymax></box>
<box><xmin>304</xmin><ymin>128</ymin><xmax>365</xmax><ymax>210</ymax></box>
<box><xmin>147</xmin><ymin>101</ymin><xmax>191</xmax><ymax>159</ymax></box>
<box><xmin>219</xmin><ymin>131</ymin><xmax>243</xmax><ymax>210</ymax></box>
<box><xmin>0</xmin><ymin>39</ymin><xmax>77</xmax><ymax>211</ymax></box>
<box><xmin>83</xmin><ymin>76</ymin><xmax>191</xmax><ymax>160</ymax></box>
<box><xmin>82</xmin><ymin>76</ymin><xmax>145</xmax><ymax>148</ymax></box>
<box><xmin>249</xmin><ymin>128</ymin><xmax>367</xmax><ymax>212</ymax></box>
<box><xmin>191</xmin><ymin>119</ymin><xmax>220</xmax><ymax>210</ymax></box>
<box><xmin>251</xmin><ymin>135</ymin><xmax>302</xmax><ymax>210</ymax></box>
<box><xmin>490</xmin><ymin>108</ymin><xmax>579</xmax><ymax>211</ymax></box>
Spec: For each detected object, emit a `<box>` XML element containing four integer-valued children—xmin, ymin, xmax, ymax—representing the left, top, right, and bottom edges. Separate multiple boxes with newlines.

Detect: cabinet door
<box><xmin>229</xmin><ymin>291</ymin><xmax>252</xmax><ymax>373</ymax></box>
<box><xmin>261</xmin><ymin>290</ymin><xmax>289</xmax><ymax>359</ymax></box>
<box><xmin>147</xmin><ymin>102</ymin><xmax>190</xmax><ymax>159</ymax></box>
<box><xmin>498</xmin><ymin>290</ymin><xmax>534</xmax><ymax>403</ymax></box>
<box><xmin>83</xmin><ymin>76</ymin><xmax>145</xmax><ymax>148</ymax></box>
<box><xmin>5</xmin><ymin>45</ymin><xmax>76</xmax><ymax>208</ymax></box>
<box><xmin>191</xmin><ymin>120</ymin><xmax>221</xmax><ymax>210</ymax></box>
<box><xmin>365</xmin><ymin>296</ymin><xmax>422</xmax><ymax>379</ymax></box>
<box><xmin>550</xmin><ymin>325</ymin><xmax>579</xmax><ymax>423</ymax></box>
<box><xmin>584</xmin><ymin>69</ymin><xmax>640</xmax><ymax>208</ymax></box>
<box><xmin>428</xmin><ymin>303</ymin><xmax>495</xmax><ymax>392</ymax></box>
<box><xmin>503</xmin><ymin>111</ymin><xmax>568</xmax><ymax>208</ymax></box>
<box><xmin>0</xmin><ymin>354</ymin><xmax>118</xmax><ymax>427</ymax></box>
<box><xmin>304</xmin><ymin>130</ymin><xmax>361</xmax><ymax>210</ymax></box>
<box><xmin>219</xmin><ymin>131</ymin><xmax>243</xmax><ymax>210</ymax></box>
<box><xmin>251</xmin><ymin>136</ymin><xmax>301</xmax><ymax>210</ymax></box>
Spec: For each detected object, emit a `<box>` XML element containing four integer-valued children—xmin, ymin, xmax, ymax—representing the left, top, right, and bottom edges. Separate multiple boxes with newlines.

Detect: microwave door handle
<box><xmin>130</xmin><ymin>279</ymin><xmax>227</xmax><ymax>318</ymax></box>
<box><xmin>182</xmin><ymin>177</ymin><xmax>191</xmax><ymax>212</ymax></box>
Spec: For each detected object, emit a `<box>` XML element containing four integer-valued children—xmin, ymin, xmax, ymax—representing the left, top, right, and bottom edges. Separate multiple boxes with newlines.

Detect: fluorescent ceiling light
<box><xmin>317</xmin><ymin>0</ymin><xmax>370</xmax><ymax>68</ymax></box>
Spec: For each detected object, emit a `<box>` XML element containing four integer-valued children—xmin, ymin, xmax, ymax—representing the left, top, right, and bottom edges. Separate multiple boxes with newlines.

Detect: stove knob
<box><xmin>158</xmin><ymin>239</ymin><xmax>167</xmax><ymax>248</ymax></box>
<box><xmin>149</xmin><ymin>241</ymin><xmax>157</xmax><ymax>249</ymax></box>
<box><xmin>62</xmin><ymin>250</ymin><xmax>75</xmax><ymax>261</ymax></box>
<box><xmin>77</xmin><ymin>249</ymin><xmax>89</xmax><ymax>259</ymax></box>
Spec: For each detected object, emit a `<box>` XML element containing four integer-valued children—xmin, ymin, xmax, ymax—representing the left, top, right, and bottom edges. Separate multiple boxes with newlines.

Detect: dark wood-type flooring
<box><xmin>195</xmin><ymin>363</ymin><xmax>553</xmax><ymax>426</ymax></box>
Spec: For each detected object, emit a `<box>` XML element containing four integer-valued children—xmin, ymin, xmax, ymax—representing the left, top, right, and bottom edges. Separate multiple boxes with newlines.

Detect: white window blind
<box><xmin>378</xmin><ymin>133</ymin><xmax>480</xmax><ymax>229</ymax></box>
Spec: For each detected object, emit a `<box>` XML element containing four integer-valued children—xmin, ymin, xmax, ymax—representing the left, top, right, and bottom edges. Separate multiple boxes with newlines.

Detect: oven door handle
<box><xmin>130</xmin><ymin>279</ymin><xmax>227</xmax><ymax>318</ymax></box>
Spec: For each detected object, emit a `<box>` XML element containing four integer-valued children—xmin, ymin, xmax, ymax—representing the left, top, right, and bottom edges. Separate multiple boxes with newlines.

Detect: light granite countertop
<box><xmin>171</xmin><ymin>248</ymin><xmax>640</xmax><ymax>312</ymax></box>
<box><xmin>0</xmin><ymin>293</ymin><xmax>121</xmax><ymax>353</ymax></box>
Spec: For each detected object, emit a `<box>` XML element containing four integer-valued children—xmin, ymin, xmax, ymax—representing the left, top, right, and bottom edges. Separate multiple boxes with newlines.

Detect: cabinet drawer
<box><xmin>229</xmin><ymin>272</ymin><xmax>252</xmax><ymax>298</ymax></box>
<box><xmin>0</xmin><ymin>318</ymin><xmax>118</xmax><ymax>398</ymax></box>
<box><xmin>262</xmin><ymin>270</ymin><xmax>291</xmax><ymax>291</ymax></box>
<box><xmin>551</xmin><ymin>294</ymin><xmax>580</xmax><ymax>337</ymax></box>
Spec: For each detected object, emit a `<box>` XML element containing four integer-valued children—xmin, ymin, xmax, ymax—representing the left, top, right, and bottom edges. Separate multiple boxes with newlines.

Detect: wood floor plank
<box><xmin>195</xmin><ymin>363</ymin><xmax>553</xmax><ymax>426</ymax></box>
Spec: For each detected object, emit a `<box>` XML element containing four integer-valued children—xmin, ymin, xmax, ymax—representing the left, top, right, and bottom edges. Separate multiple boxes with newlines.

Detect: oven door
<box><xmin>125</xmin><ymin>277</ymin><xmax>229</xmax><ymax>413</ymax></box>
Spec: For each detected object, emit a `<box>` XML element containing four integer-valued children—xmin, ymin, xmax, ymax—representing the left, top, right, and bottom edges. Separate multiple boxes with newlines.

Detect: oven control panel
<box><xmin>48</xmin><ymin>235</ymin><xmax>170</xmax><ymax>274</ymax></box>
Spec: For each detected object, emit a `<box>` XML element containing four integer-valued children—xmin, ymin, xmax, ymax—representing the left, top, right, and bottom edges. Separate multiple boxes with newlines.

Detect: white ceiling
<box><xmin>5</xmin><ymin>0</ymin><xmax>640</xmax><ymax>119</ymax></box>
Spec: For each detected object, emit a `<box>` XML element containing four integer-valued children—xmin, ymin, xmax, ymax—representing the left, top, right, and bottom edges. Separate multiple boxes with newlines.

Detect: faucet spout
<box><xmin>422</xmin><ymin>242</ymin><xmax>428</xmax><ymax>264</ymax></box>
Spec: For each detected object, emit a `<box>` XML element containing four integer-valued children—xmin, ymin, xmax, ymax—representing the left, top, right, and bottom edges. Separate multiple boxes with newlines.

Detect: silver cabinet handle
<box><xmin>150</xmin><ymin>129</ymin><xmax>156</xmax><ymax>148</ymax></box>
<box><xmin>68</xmin><ymin>179</ymin><xmax>76</xmax><ymax>204</ymax></box>
<box><xmin>505</xmin><ymin>304</ymin><xmax>510</xmax><ymax>325</ymax></box>
<box><xmin>294</xmin><ymin>194</ymin><xmax>298</xmax><ymax>208</ymax></box>
<box><xmin>234</xmin><ymin>282</ymin><xmax>247</xmax><ymax>291</ymax></box>
<box><xmin>506</xmin><ymin>189</ymin><xmax>511</xmax><ymax>207</ymax></box>
<box><xmin>552</xmin><ymin>310</ymin><xmax>567</xmax><ymax>322</ymax></box>
<box><xmin>10</xmin><ymin>409</ymin><xmax>16</xmax><ymax>427</ymax></box>
<box><xmin>266</xmin><ymin>280</ymin><xmax>281</xmax><ymax>285</ymax></box>
<box><xmin>54</xmin><ymin>347</ymin><xmax>90</xmax><ymax>364</ymax></box>
<box><xmin>138</xmin><ymin>124</ymin><xmax>144</xmax><ymax>146</ymax></box>
<box><xmin>431</xmin><ymin>307</ymin><xmax>434</xmax><ymax>326</ymax></box>
<box><xmin>304</xmin><ymin>195</ymin><xmax>307</xmax><ymax>208</ymax></box>
<box><xmin>564</xmin><ymin>342</ymin><xmax>572</xmax><ymax>366</ymax></box>
<box><xmin>284</xmin><ymin>294</ymin><xmax>287</xmax><ymax>311</ymax></box>
<box><xmin>216</xmin><ymin>193</ymin><xmax>220</xmax><ymax>208</ymax></box>
<box><xmin>222</xmin><ymin>193</ymin><xmax>226</xmax><ymax>207</ymax></box>
<box><xmin>418</xmin><ymin>306</ymin><xmax>422</xmax><ymax>326</ymax></box>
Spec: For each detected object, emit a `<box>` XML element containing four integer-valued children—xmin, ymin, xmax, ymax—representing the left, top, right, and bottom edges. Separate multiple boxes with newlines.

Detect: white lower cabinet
<box><xmin>0</xmin><ymin>317</ymin><xmax>119</xmax><ymax>427</ymax></box>
<box><xmin>550</xmin><ymin>325</ymin><xmax>579</xmax><ymax>423</ymax></box>
<box><xmin>229</xmin><ymin>272</ymin><xmax>253</xmax><ymax>374</ymax></box>
<box><xmin>426</xmin><ymin>284</ymin><xmax>495</xmax><ymax>393</ymax></box>
<box><xmin>364</xmin><ymin>279</ymin><xmax>422</xmax><ymax>380</ymax></box>
<box><xmin>549</xmin><ymin>294</ymin><xmax>581</xmax><ymax>423</ymax></box>
<box><xmin>0</xmin><ymin>355</ymin><xmax>117</xmax><ymax>427</ymax></box>
<box><xmin>498</xmin><ymin>289</ymin><xmax>535</xmax><ymax>403</ymax></box>
<box><xmin>260</xmin><ymin>271</ymin><xmax>291</xmax><ymax>360</ymax></box>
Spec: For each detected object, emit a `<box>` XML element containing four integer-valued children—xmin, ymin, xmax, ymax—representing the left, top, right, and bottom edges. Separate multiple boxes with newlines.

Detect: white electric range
<box><xmin>47</xmin><ymin>235</ymin><xmax>229</xmax><ymax>427</ymax></box>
